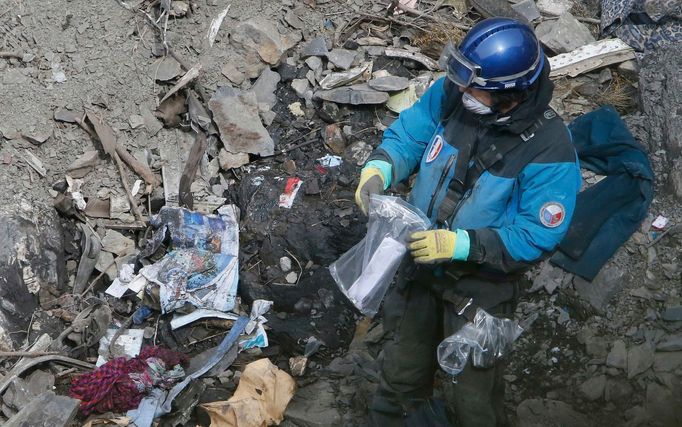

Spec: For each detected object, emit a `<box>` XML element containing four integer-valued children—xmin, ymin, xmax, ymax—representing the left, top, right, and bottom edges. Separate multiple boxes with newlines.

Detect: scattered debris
<box><xmin>549</xmin><ymin>38</ymin><xmax>636</xmax><ymax>78</ymax></box>
<box><xmin>278</xmin><ymin>177</ymin><xmax>303</xmax><ymax>209</ymax></box>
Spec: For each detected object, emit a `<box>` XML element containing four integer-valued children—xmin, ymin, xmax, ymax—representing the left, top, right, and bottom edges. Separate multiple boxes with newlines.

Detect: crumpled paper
<box><xmin>200</xmin><ymin>358</ymin><xmax>296</xmax><ymax>427</ymax></box>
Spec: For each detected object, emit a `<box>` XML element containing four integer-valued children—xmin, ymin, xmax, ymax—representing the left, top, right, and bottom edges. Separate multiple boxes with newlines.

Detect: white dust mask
<box><xmin>462</xmin><ymin>92</ymin><xmax>493</xmax><ymax>115</ymax></box>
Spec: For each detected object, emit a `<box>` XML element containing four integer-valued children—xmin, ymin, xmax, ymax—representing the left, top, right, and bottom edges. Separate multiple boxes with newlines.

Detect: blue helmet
<box><xmin>444</xmin><ymin>18</ymin><xmax>544</xmax><ymax>91</ymax></box>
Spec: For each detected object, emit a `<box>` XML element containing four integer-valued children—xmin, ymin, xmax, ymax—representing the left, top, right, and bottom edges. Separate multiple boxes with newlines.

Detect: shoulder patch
<box><xmin>539</xmin><ymin>202</ymin><xmax>565</xmax><ymax>228</ymax></box>
<box><xmin>426</xmin><ymin>135</ymin><xmax>444</xmax><ymax>163</ymax></box>
<box><xmin>544</xmin><ymin>109</ymin><xmax>557</xmax><ymax>120</ymax></box>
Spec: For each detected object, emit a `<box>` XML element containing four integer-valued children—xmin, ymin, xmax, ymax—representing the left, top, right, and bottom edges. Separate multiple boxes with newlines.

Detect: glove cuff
<box><xmin>363</xmin><ymin>160</ymin><xmax>392</xmax><ymax>190</ymax></box>
<box><xmin>452</xmin><ymin>229</ymin><xmax>470</xmax><ymax>261</ymax></box>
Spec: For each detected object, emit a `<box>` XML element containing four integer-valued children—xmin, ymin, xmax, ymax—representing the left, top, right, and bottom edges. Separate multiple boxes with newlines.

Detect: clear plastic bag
<box><xmin>437</xmin><ymin>308</ymin><xmax>523</xmax><ymax>376</ymax></box>
<box><xmin>329</xmin><ymin>195</ymin><xmax>430</xmax><ymax>317</ymax></box>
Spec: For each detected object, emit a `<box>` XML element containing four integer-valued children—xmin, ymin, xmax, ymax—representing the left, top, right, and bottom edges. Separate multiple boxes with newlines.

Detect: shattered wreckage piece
<box><xmin>319</xmin><ymin>62</ymin><xmax>373</xmax><ymax>90</ymax></box>
<box><xmin>549</xmin><ymin>38</ymin><xmax>636</xmax><ymax>78</ymax></box>
<box><xmin>314</xmin><ymin>84</ymin><xmax>389</xmax><ymax>105</ymax></box>
<box><xmin>139</xmin><ymin>205</ymin><xmax>241</xmax><ymax>314</ymax></box>
<box><xmin>279</xmin><ymin>177</ymin><xmax>303</xmax><ymax>208</ymax></box>
<box><xmin>209</xmin><ymin>86</ymin><xmax>275</xmax><ymax>157</ymax></box>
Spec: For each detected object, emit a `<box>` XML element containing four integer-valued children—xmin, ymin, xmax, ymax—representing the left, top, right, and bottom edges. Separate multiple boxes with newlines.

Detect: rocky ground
<box><xmin>0</xmin><ymin>0</ymin><xmax>680</xmax><ymax>426</ymax></box>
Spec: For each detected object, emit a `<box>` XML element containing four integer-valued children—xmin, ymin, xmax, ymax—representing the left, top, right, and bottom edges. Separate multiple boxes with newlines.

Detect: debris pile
<box><xmin>0</xmin><ymin>0</ymin><xmax>679</xmax><ymax>425</ymax></box>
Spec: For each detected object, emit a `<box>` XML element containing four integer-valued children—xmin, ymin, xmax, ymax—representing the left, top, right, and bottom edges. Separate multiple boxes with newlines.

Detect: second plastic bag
<box><xmin>437</xmin><ymin>308</ymin><xmax>523</xmax><ymax>376</ymax></box>
<box><xmin>329</xmin><ymin>195</ymin><xmax>430</xmax><ymax>317</ymax></box>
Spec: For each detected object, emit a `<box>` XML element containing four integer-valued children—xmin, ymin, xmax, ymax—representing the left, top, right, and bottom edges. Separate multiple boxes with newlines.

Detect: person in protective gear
<box><xmin>355</xmin><ymin>18</ymin><xmax>581</xmax><ymax>426</ymax></box>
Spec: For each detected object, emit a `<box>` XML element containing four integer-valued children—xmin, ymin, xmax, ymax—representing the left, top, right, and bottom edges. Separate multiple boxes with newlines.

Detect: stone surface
<box><xmin>301</xmin><ymin>37</ymin><xmax>330</xmax><ymax>58</ymax></box>
<box><xmin>314</xmin><ymin>84</ymin><xmax>389</xmax><ymax>105</ymax></box>
<box><xmin>639</xmin><ymin>43</ymin><xmax>682</xmax><ymax>200</ymax></box>
<box><xmin>606</xmin><ymin>340</ymin><xmax>628</xmax><ymax>369</ymax></box>
<box><xmin>221</xmin><ymin>63</ymin><xmax>245</xmax><ymax>85</ymax></box>
<box><xmin>368</xmin><ymin>76</ymin><xmax>410</xmax><ymax>92</ymax></box>
<box><xmin>218</xmin><ymin>149</ymin><xmax>250</xmax><ymax>170</ymax></box>
<box><xmin>305</xmin><ymin>56</ymin><xmax>323</xmax><ymax>71</ymax></box>
<box><xmin>250</xmin><ymin>68</ymin><xmax>281</xmax><ymax>109</ymax></box>
<box><xmin>208</xmin><ymin>87</ymin><xmax>274</xmax><ymax>156</ymax></box>
<box><xmin>627</xmin><ymin>344</ymin><xmax>655</xmax><ymax>378</ymax></box>
<box><xmin>4</xmin><ymin>391</ymin><xmax>79</xmax><ymax>427</ymax></box>
<box><xmin>317</xmin><ymin>101</ymin><xmax>343</xmax><ymax>123</ymax></box>
<box><xmin>323</xmin><ymin>124</ymin><xmax>346</xmax><ymax>155</ymax></box>
<box><xmin>327</xmin><ymin>49</ymin><xmax>356</xmax><ymax>70</ymax></box>
<box><xmin>662</xmin><ymin>305</ymin><xmax>682</xmax><ymax>321</ymax></box>
<box><xmin>584</xmin><ymin>335</ymin><xmax>609</xmax><ymax>359</ymax></box>
<box><xmin>284</xmin><ymin>380</ymin><xmax>342</xmax><ymax>427</ymax></box>
<box><xmin>579</xmin><ymin>375</ymin><xmax>606</xmax><ymax>401</ymax></box>
<box><xmin>536</xmin><ymin>0</ymin><xmax>574</xmax><ymax>15</ymax></box>
<box><xmin>154</xmin><ymin>56</ymin><xmax>182</xmax><ymax>81</ymax></box>
<box><xmin>536</xmin><ymin>13</ymin><xmax>595</xmax><ymax>54</ymax></box>
<box><xmin>291</xmin><ymin>78</ymin><xmax>310</xmax><ymax>98</ymax></box>
<box><xmin>604</xmin><ymin>378</ymin><xmax>633</xmax><ymax>402</ymax></box>
<box><xmin>231</xmin><ymin>17</ymin><xmax>301</xmax><ymax>67</ymax></box>
<box><xmin>653</xmin><ymin>351</ymin><xmax>682</xmax><ymax>372</ymax></box>
<box><xmin>657</xmin><ymin>333</ymin><xmax>682</xmax><ymax>351</ymax></box>
<box><xmin>516</xmin><ymin>399</ymin><xmax>589</xmax><ymax>427</ymax></box>
<box><xmin>573</xmin><ymin>266</ymin><xmax>625</xmax><ymax>312</ymax></box>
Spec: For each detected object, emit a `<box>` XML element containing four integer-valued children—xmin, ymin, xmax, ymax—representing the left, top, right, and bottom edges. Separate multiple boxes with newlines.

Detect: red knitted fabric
<box><xmin>70</xmin><ymin>346</ymin><xmax>188</xmax><ymax>415</ymax></box>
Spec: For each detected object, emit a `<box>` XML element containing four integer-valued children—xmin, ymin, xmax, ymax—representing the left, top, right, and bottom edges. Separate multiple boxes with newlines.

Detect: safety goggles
<box><xmin>441</xmin><ymin>43</ymin><xmax>484</xmax><ymax>88</ymax></box>
<box><xmin>440</xmin><ymin>42</ymin><xmax>542</xmax><ymax>89</ymax></box>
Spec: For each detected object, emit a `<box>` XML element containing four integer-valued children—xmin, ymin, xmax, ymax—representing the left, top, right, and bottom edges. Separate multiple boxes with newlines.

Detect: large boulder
<box><xmin>0</xmin><ymin>197</ymin><xmax>64</xmax><ymax>350</ymax></box>
<box><xmin>639</xmin><ymin>43</ymin><xmax>682</xmax><ymax>199</ymax></box>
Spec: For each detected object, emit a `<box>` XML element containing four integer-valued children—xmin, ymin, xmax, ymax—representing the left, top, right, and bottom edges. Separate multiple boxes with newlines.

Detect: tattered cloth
<box><xmin>601</xmin><ymin>0</ymin><xmax>682</xmax><ymax>51</ymax></box>
<box><xmin>70</xmin><ymin>346</ymin><xmax>188</xmax><ymax>415</ymax></box>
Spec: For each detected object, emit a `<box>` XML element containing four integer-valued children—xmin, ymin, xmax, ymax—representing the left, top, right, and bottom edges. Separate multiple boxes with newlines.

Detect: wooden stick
<box><xmin>113</xmin><ymin>151</ymin><xmax>145</xmax><ymax>222</ymax></box>
<box><xmin>0</xmin><ymin>351</ymin><xmax>59</xmax><ymax>357</ymax></box>
<box><xmin>0</xmin><ymin>51</ymin><xmax>23</xmax><ymax>59</ymax></box>
<box><xmin>178</xmin><ymin>131</ymin><xmax>207</xmax><ymax>210</ymax></box>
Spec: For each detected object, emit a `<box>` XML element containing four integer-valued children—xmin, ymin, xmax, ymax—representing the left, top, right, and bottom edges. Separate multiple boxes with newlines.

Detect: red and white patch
<box><xmin>539</xmin><ymin>202</ymin><xmax>565</xmax><ymax>228</ymax></box>
<box><xmin>426</xmin><ymin>135</ymin><xmax>443</xmax><ymax>163</ymax></box>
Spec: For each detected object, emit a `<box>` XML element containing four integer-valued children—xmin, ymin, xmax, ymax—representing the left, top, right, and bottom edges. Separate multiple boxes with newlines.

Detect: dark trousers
<box><xmin>370</xmin><ymin>269</ymin><xmax>517</xmax><ymax>427</ymax></box>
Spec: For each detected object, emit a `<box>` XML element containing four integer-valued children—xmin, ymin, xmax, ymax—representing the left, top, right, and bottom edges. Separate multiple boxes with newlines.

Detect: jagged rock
<box><xmin>604</xmin><ymin>378</ymin><xmax>633</xmax><ymax>402</ymax></box>
<box><xmin>662</xmin><ymin>305</ymin><xmax>682</xmax><ymax>321</ymax></box>
<box><xmin>327</xmin><ymin>48</ymin><xmax>356</xmax><ymax>70</ymax></box>
<box><xmin>653</xmin><ymin>351</ymin><xmax>682</xmax><ymax>372</ymax></box>
<box><xmin>0</xmin><ymin>198</ymin><xmax>63</xmax><ymax>350</ymax></box>
<box><xmin>284</xmin><ymin>380</ymin><xmax>342</xmax><ymax>427</ymax></box>
<box><xmin>250</xmin><ymin>68</ymin><xmax>281</xmax><ymax>109</ymax></box>
<box><xmin>317</xmin><ymin>101</ymin><xmax>343</xmax><ymax>123</ymax></box>
<box><xmin>218</xmin><ymin>149</ymin><xmax>250</xmax><ymax>170</ymax></box>
<box><xmin>208</xmin><ymin>87</ymin><xmax>274</xmax><ymax>156</ymax></box>
<box><xmin>154</xmin><ymin>56</ymin><xmax>182</xmax><ymax>81</ymax></box>
<box><xmin>314</xmin><ymin>84</ymin><xmax>389</xmax><ymax>105</ymax></box>
<box><xmin>305</xmin><ymin>56</ymin><xmax>323</xmax><ymax>71</ymax></box>
<box><xmin>579</xmin><ymin>375</ymin><xmax>606</xmax><ymax>401</ymax></box>
<box><xmin>516</xmin><ymin>399</ymin><xmax>589</xmax><ymax>427</ymax></box>
<box><xmin>368</xmin><ymin>76</ymin><xmax>410</xmax><ymax>92</ymax></box>
<box><xmin>284</xmin><ymin>9</ymin><xmax>304</xmax><ymax>29</ymax></box>
<box><xmin>627</xmin><ymin>344</ymin><xmax>655</xmax><ymax>378</ymax></box>
<box><xmin>657</xmin><ymin>333</ymin><xmax>682</xmax><ymax>351</ymax></box>
<box><xmin>639</xmin><ymin>43</ymin><xmax>682</xmax><ymax>200</ymax></box>
<box><xmin>584</xmin><ymin>335</ymin><xmax>609</xmax><ymax>359</ymax></box>
<box><xmin>5</xmin><ymin>392</ymin><xmax>78</xmax><ymax>427</ymax></box>
<box><xmin>221</xmin><ymin>63</ymin><xmax>245</xmax><ymax>85</ymax></box>
<box><xmin>301</xmin><ymin>37</ymin><xmax>330</xmax><ymax>58</ymax></box>
<box><xmin>323</xmin><ymin>124</ymin><xmax>346</xmax><ymax>155</ymax></box>
<box><xmin>231</xmin><ymin>17</ymin><xmax>301</xmax><ymax>69</ymax></box>
<box><xmin>536</xmin><ymin>13</ymin><xmax>595</xmax><ymax>54</ymax></box>
<box><xmin>291</xmin><ymin>79</ymin><xmax>310</xmax><ymax>98</ymax></box>
<box><xmin>536</xmin><ymin>0</ymin><xmax>574</xmax><ymax>15</ymax></box>
<box><xmin>573</xmin><ymin>266</ymin><xmax>625</xmax><ymax>312</ymax></box>
<box><xmin>645</xmin><ymin>382</ymin><xmax>682</xmax><ymax>426</ymax></box>
<box><xmin>606</xmin><ymin>340</ymin><xmax>628</xmax><ymax>369</ymax></box>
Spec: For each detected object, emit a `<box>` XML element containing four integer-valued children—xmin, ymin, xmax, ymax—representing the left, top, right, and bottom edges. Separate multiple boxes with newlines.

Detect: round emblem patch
<box><xmin>426</xmin><ymin>135</ymin><xmax>443</xmax><ymax>163</ymax></box>
<box><xmin>540</xmin><ymin>202</ymin><xmax>565</xmax><ymax>228</ymax></box>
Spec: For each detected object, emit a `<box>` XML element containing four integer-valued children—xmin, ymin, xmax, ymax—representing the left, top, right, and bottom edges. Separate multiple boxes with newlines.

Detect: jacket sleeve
<box><xmin>466</xmin><ymin>159</ymin><xmax>581</xmax><ymax>273</ymax></box>
<box><xmin>371</xmin><ymin>77</ymin><xmax>446</xmax><ymax>184</ymax></box>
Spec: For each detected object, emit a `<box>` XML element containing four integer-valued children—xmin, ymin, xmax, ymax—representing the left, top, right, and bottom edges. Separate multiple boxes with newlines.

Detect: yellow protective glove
<box><xmin>354</xmin><ymin>168</ymin><xmax>385</xmax><ymax>215</ymax></box>
<box><xmin>408</xmin><ymin>229</ymin><xmax>470</xmax><ymax>264</ymax></box>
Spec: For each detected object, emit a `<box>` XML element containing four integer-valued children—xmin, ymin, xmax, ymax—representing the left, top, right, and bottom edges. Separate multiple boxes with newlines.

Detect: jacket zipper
<box><xmin>427</xmin><ymin>154</ymin><xmax>457</xmax><ymax>219</ymax></box>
